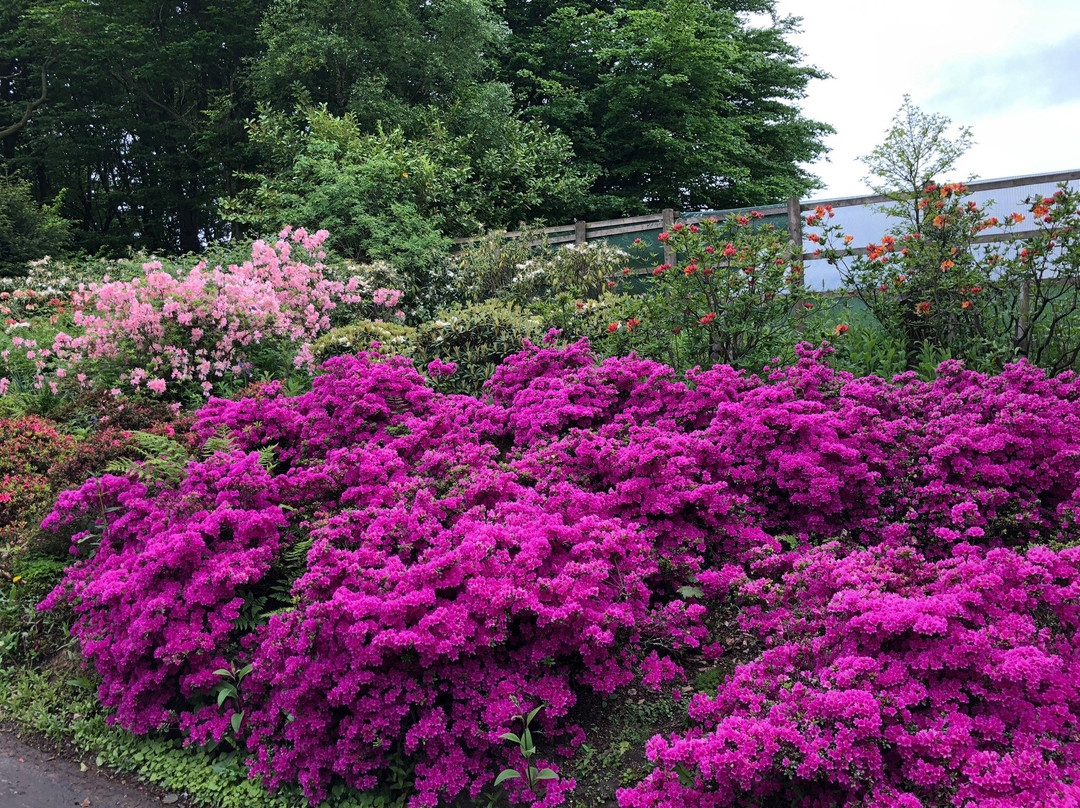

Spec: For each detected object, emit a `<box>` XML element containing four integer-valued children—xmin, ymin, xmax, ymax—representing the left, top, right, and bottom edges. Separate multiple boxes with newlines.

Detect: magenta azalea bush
<box><xmin>40</xmin><ymin>339</ymin><xmax>1080</xmax><ymax>806</ymax></box>
<box><xmin>621</xmin><ymin>542</ymin><xmax>1080</xmax><ymax>808</ymax></box>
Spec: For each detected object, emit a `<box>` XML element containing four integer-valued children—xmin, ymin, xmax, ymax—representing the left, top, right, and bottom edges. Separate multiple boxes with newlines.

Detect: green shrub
<box><xmin>310</xmin><ymin>320</ymin><xmax>417</xmax><ymax>364</ymax></box>
<box><xmin>414</xmin><ymin>300</ymin><xmax>548</xmax><ymax>395</ymax></box>
<box><xmin>0</xmin><ymin>174</ymin><xmax>71</xmax><ymax>278</ymax></box>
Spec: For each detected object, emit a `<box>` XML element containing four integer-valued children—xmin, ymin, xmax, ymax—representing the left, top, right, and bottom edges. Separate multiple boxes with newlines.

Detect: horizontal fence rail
<box><xmin>454</xmin><ymin>168</ymin><xmax>1080</xmax><ymax>269</ymax></box>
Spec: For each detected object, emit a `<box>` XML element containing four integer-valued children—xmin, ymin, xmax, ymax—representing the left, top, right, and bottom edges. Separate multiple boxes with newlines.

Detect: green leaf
<box><xmin>230</xmin><ymin>711</ymin><xmax>243</xmax><ymax>734</ymax></box>
<box><xmin>535</xmin><ymin>768</ymin><xmax>558</xmax><ymax>780</ymax></box>
<box><xmin>499</xmin><ymin>732</ymin><xmax>520</xmax><ymax>744</ymax></box>
<box><xmin>677</xmin><ymin>585</ymin><xmax>705</xmax><ymax>599</ymax></box>
<box><xmin>526</xmin><ymin>704</ymin><xmax>545</xmax><ymax>724</ymax></box>
<box><xmin>494</xmin><ymin>769</ymin><xmax>521</xmax><ymax>786</ymax></box>
<box><xmin>212</xmin><ymin>668</ymin><xmax>231</xmax><ymax>677</ymax></box>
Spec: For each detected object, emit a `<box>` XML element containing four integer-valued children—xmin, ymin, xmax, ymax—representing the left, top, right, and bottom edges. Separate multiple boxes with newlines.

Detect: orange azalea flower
<box><xmin>834</xmin><ymin>323</ymin><xmax>849</xmax><ymax>335</ymax></box>
<box><xmin>916</xmin><ymin>301</ymin><xmax>931</xmax><ymax>315</ymax></box>
<box><xmin>941</xmin><ymin>260</ymin><xmax>955</xmax><ymax>270</ymax></box>
<box><xmin>961</xmin><ymin>301</ymin><xmax>972</xmax><ymax>309</ymax></box>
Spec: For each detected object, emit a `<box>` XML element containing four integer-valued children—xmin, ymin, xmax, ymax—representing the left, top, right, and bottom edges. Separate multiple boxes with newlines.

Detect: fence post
<box><xmin>786</xmin><ymin>197</ymin><xmax>807</xmax><ymax>335</ymax></box>
<box><xmin>574</xmin><ymin>219</ymin><xmax>587</xmax><ymax>246</ymax></box>
<box><xmin>662</xmin><ymin>208</ymin><xmax>675</xmax><ymax>265</ymax></box>
<box><xmin>786</xmin><ymin>197</ymin><xmax>803</xmax><ymax>261</ymax></box>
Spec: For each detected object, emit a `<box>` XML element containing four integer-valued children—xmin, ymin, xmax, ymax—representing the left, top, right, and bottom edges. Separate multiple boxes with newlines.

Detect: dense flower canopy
<box><xmin>42</xmin><ymin>340</ymin><xmax>1080</xmax><ymax>807</ymax></box>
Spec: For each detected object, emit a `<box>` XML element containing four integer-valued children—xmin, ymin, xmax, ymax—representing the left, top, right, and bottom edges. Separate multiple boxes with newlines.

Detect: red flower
<box><xmin>626</xmin><ymin>318</ymin><xmax>641</xmax><ymax>331</ymax></box>
<box><xmin>916</xmin><ymin>301</ymin><xmax>931</xmax><ymax>315</ymax></box>
<box><xmin>606</xmin><ymin>322</ymin><xmax>620</xmax><ymax>333</ymax></box>
<box><xmin>658</xmin><ymin>232</ymin><xmax>670</xmax><ymax>242</ymax></box>
<box><xmin>684</xmin><ymin>263</ymin><xmax>698</xmax><ymax>276</ymax></box>
<box><xmin>834</xmin><ymin>323</ymin><xmax>849</xmax><ymax>335</ymax></box>
<box><xmin>700</xmin><ymin>312</ymin><xmax>717</xmax><ymax>324</ymax></box>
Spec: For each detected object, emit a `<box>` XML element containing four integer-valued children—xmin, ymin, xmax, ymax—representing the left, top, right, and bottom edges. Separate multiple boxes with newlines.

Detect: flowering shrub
<box><xmin>619</xmin><ymin>213</ymin><xmax>806</xmax><ymax>370</ymax></box>
<box><xmin>0</xmin><ymin>228</ymin><xmax>402</xmax><ymax>399</ymax></box>
<box><xmin>0</xmin><ymin>416</ymin><xmax>74</xmax><ymax>563</ymax></box>
<box><xmin>39</xmin><ymin>341</ymin><xmax>1080</xmax><ymax>805</ymax></box>
<box><xmin>619</xmin><ymin>541</ymin><xmax>1080</xmax><ymax>808</ymax></box>
<box><xmin>811</xmin><ymin>182</ymin><xmax>1080</xmax><ymax>374</ymax></box>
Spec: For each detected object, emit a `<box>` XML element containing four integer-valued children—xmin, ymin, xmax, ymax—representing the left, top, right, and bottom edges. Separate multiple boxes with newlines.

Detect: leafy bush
<box><xmin>615</xmin><ymin>212</ymin><xmax>806</xmax><ymax>371</ymax></box>
<box><xmin>812</xmin><ymin>183</ymin><xmax>1080</xmax><ymax>374</ymax></box>
<box><xmin>0</xmin><ymin>416</ymin><xmax>74</xmax><ymax>564</ymax></box>
<box><xmin>310</xmin><ymin>320</ymin><xmax>417</xmax><ymax>365</ymax></box>
<box><xmin>0</xmin><ymin>174</ymin><xmax>71</xmax><ymax>278</ymax></box>
<box><xmin>414</xmin><ymin>300</ymin><xmax>548</xmax><ymax>395</ymax></box>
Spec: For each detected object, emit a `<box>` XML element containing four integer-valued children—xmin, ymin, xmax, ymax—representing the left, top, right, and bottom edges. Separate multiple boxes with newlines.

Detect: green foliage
<box><xmin>415</xmin><ymin>300</ymin><xmax>548</xmax><ymax>395</ymax></box>
<box><xmin>311</xmin><ymin>321</ymin><xmax>417</xmax><ymax>365</ymax></box>
<box><xmin>451</xmin><ymin>226</ymin><xmax>552</xmax><ymax>304</ymax></box>
<box><xmin>3</xmin><ymin>0</ymin><xmax>267</xmax><ymax>255</ymax></box>
<box><xmin>104</xmin><ymin>431</ymin><xmax>190</xmax><ymax>488</ymax></box>
<box><xmin>250</xmin><ymin>0</ymin><xmax>508</xmax><ymax>130</ymax></box>
<box><xmin>506</xmin><ymin>0</ymin><xmax>831</xmax><ymax>217</ymax></box>
<box><xmin>496</xmin><ymin>698</ymin><xmax>559</xmax><ymax>792</ymax></box>
<box><xmin>0</xmin><ymin>555</ymin><xmax>70</xmax><ymax>664</ymax></box>
<box><xmin>225</xmin><ymin>104</ymin><xmax>589</xmax><ymax>316</ymax></box>
<box><xmin>0</xmin><ymin>173</ymin><xmax>70</xmax><ymax>276</ymax></box>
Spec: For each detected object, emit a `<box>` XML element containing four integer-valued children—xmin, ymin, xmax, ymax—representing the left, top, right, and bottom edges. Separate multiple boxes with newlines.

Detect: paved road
<box><xmin>0</xmin><ymin>731</ymin><xmax>183</xmax><ymax>808</ymax></box>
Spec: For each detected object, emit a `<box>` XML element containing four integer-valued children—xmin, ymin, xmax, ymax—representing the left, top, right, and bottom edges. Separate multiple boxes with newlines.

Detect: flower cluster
<box><xmin>40</xmin><ymin>341</ymin><xmax>1080</xmax><ymax>806</ymax></box>
<box><xmin>620</xmin><ymin>541</ymin><xmax>1080</xmax><ymax>808</ymax></box>
<box><xmin>0</xmin><ymin>228</ymin><xmax>393</xmax><ymax>398</ymax></box>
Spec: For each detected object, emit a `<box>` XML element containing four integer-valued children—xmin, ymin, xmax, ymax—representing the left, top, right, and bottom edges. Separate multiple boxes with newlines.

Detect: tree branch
<box><xmin>0</xmin><ymin>61</ymin><xmax>50</xmax><ymax>140</ymax></box>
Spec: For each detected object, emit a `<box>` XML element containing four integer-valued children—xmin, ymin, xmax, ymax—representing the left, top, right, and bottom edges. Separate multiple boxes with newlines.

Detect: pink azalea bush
<box><xmin>2</xmin><ymin>227</ymin><xmax>403</xmax><ymax>398</ymax></box>
<box><xmin>40</xmin><ymin>340</ymin><xmax>1080</xmax><ymax>806</ymax></box>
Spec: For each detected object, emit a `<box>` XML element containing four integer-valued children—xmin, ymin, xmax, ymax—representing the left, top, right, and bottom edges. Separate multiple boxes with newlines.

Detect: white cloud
<box><xmin>774</xmin><ymin>0</ymin><xmax>1080</xmax><ymax>197</ymax></box>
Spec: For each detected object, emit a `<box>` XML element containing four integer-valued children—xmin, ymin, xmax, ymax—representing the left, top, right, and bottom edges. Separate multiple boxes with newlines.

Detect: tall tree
<box><xmin>505</xmin><ymin>0</ymin><xmax>832</xmax><ymax>217</ymax></box>
<box><xmin>1</xmin><ymin>0</ymin><xmax>267</xmax><ymax>254</ymax></box>
<box><xmin>860</xmin><ymin>94</ymin><xmax>975</xmax><ymax>230</ymax></box>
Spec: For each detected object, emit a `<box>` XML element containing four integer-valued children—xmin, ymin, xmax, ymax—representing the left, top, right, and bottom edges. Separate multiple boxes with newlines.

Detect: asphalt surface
<box><xmin>0</xmin><ymin>731</ymin><xmax>183</xmax><ymax>808</ymax></box>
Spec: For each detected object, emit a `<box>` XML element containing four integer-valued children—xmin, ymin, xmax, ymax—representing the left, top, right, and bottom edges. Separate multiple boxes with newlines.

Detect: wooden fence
<box><xmin>456</xmin><ymin>168</ymin><xmax>1080</xmax><ymax>268</ymax></box>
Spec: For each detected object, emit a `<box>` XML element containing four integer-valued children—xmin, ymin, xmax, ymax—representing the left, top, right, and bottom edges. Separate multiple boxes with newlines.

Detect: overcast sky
<box><xmin>772</xmin><ymin>1</ymin><xmax>1080</xmax><ymax>200</ymax></box>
